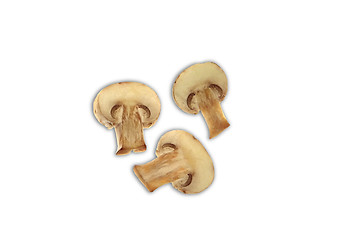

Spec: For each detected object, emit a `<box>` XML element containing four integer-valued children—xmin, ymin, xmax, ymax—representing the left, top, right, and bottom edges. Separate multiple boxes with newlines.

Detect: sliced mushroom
<box><xmin>93</xmin><ymin>82</ymin><xmax>161</xmax><ymax>155</ymax></box>
<box><xmin>173</xmin><ymin>62</ymin><xmax>230</xmax><ymax>139</ymax></box>
<box><xmin>133</xmin><ymin>130</ymin><xmax>214</xmax><ymax>194</ymax></box>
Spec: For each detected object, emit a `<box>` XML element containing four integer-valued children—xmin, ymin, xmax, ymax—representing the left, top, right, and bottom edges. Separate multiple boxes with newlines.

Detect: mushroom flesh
<box><xmin>133</xmin><ymin>130</ymin><xmax>214</xmax><ymax>194</ymax></box>
<box><xmin>93</xmin><ymin>82</ymin><xmax>161</xmax><ymax>155</ymax></box>
<box><xmin>173</xmin><ymin>62</ymin><xmax>230</xmax><ymax>138</ymax></box>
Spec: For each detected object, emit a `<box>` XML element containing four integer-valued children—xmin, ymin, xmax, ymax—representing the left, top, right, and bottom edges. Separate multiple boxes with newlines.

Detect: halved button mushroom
<box><xmin>93</xmin><ymin>82</ymin><xmax>161</xmax><ymax>155</ymax></box>
<box><xmin>133</xmin><ymin>130</ymin><xmax>214</xmax><ymax>194</ymax></box>
<box><xmin>173</xmin><ymin>62</ymin><xmax>230</xmax><ymax>139</ymax></box>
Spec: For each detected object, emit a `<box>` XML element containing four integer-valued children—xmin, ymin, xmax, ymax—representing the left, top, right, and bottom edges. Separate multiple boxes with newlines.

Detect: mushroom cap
<box><xmin>156</xmin><ymin>130</ymin><xmax>214</xmax><ymax>194</ymax></box>
<box><xmin>173</xmin><ymin>62</ymin><xmax>227</xmax><ymax>114</ymax></box>
<box><xmin>93</xmin><ymin>82</ymin><xmax>161</xmax><ymax>129</ymax></box>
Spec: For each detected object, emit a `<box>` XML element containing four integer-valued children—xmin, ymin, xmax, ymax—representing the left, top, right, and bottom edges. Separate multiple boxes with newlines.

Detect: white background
<box><xmin>0</xmin><ymin>1</ymin><xmax>338</xmax><ymax>239</ymax></box>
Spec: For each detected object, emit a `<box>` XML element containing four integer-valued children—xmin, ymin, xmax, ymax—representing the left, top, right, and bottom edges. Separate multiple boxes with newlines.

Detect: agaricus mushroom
<box><xmin>172</xmin><ymin>62</ymin><xmax>230</xmax><ymax>139</ymax></box>
<box><xmin>93</xmin><ymin>82</ymin><xmax>160</xmax><ymax>155</ymax></box>
<box><xmin>133</xmin><ymin>130</ymin><xmax>214</xmax><ymax>194</ymax></box>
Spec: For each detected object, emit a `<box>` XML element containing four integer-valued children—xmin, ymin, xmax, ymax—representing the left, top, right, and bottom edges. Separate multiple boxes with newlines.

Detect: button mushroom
<box><xmin>133</xmin><ymin>130</ymin><xmax>214</xmax><ymax>194</ymax></box>
<box><xmin>172</xmin><ymin>62</ymin><xmax>230</xmax><ymax>139</ymax></box>
<box><xmin>93</xmin><ymin>82</ymin><xmax>161</xmax><ymax>155</ymax></box>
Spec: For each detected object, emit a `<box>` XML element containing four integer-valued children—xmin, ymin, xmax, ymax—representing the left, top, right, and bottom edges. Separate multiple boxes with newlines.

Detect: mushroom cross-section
<box><xmin>93</xmin><ymin>82</ymin><xmax>161</xmax><ymax>155</ymax></box>
<box><xmin>133</xmin><ymin>130</ymin><xmax>214</xmax><ymax>194</ymax></box>
<box><xmin>173</xmin><ymin>62</ymin><xmax>230</xmax><ymax>139</ymax></box>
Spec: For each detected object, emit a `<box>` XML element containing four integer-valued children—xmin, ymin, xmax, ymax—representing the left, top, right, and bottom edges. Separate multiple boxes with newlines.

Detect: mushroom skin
<box><xmin>93</xmin><ymin>82</ymin><xmax>160</xmax><ymax>155</ymax></box>
<box><xmin>133</xmin><ymin>130</ymin><xmax>214</xmax><ymax>194</ymax></box>
<box><xmin>173</xmin><ymin>62</ymin><xmax>230</xmax><ymax>139</ymax></box>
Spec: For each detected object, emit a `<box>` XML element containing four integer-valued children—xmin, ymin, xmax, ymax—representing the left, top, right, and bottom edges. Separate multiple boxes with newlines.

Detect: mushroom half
<box><xmin>133</xmin><ymin>130</ymin><xmax>214</xmax><ymax>194</ymax></box>
<box><xmin>173</xmin><ymin>62</ymin><xmax>230</xmax><ymax>139</ymax></box>
<box><xmin>93</xmin><ymin>82</ymin><xmax>161</xmax><ymax>155</ymax></box>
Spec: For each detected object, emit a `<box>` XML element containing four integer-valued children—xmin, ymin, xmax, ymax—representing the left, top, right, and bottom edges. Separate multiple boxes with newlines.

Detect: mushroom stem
<box><xmin>133</xmin><ymin>151</ymin><xmax>190</xmax><ymax>192</ymax></box>
<box><xmin>114</xmin><ymin>106</ymin><xmax>146</xmax><ymax>155</ymax></box>
<box><xmin>197</xmin><ymin>88</ymin><xmax>230</xmax><ymax>139</ymax></box>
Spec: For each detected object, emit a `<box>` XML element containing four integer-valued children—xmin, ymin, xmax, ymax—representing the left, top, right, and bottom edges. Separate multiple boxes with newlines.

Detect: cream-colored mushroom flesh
<box><xmin>133</xmin><ymin>130</ymin><xmax>214</xmax><ymax>194</ymax></box>
<box><xmin>173</xmin><ymin>62</ymin><xmax>230</xmax><ymax>138</ymax></box>
<box><xmin>93</xmin><ymin>82</ymin><xmax>160</xmax><ymax>155</ymax></box>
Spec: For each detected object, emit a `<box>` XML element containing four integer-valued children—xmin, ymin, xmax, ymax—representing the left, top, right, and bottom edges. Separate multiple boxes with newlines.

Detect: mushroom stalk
<box><xmin>133</xmin><ymin>151</ymin><xmax>190</xmax><ymax>192</ymax></box>
<box><xmin>197</xmin><ymin>88</ymin><xmax>230</xmax><ymax>139</ymax></box>
<box><xmin>115</xmin><ymin>106</ymin><xmax>146</xmax><ymax>155</ymax></box>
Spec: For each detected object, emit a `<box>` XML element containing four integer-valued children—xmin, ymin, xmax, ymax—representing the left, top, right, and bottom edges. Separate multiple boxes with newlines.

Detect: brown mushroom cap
<box><xmin>173</xmin><ymin>62</ymin><xmax>227</xmax><ymax>114</ymax></box>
